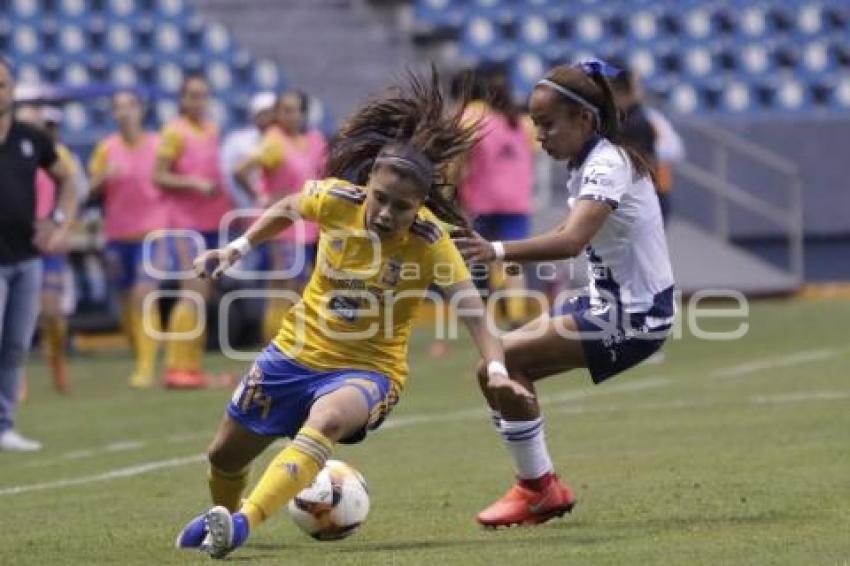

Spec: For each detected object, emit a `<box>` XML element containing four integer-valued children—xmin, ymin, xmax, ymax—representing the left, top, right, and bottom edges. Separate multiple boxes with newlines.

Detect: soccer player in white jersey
<box><xmin>454</xmin><ymin>61</ymin><xmax>676</xmax><ymax>528</ymax></box>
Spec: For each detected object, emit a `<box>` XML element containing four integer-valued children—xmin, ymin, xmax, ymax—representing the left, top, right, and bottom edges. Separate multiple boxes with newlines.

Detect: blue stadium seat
<box><xmin>627</xmin><ymin>47</ymin><xmax>657</xmax><ymax>79</ymax></box>
<box><xmin>110</xmin><ymin>62</ymin><xmax>138</xmax><ymax>87</ymax></box>
<box><xmin>13</xmin><ymin>25</ymin><xmax>40</xmax><ymax>58</ymax></box>
<box><xmin>629</xmin><ymin>9</ymin><xmax>661</xmax><ymax>43</ymax></box>
<box><xmin>573</xmin><ymin>13</ymin><xmax>604</xmax><ymax>45</ymax></box>
<box><xmin>740</xmin><ymin>42</ymin><xmax>772</xmax><ymax>75</ymax></box>
<box><xmin>720</xmin><ymin>79</ymin><xmax>753</xmax><ymax>113</ymax></box>
<box><xmin>683</xmin><ymin>6</ymin><xmax>714</xmax><ymax>40</ymax></box>
<box><xmin>207</xmin><ymin>60</ymin><xmax>233</xmax><ymax>93</ymax></box>
<box><xmin>63</xmin><ymin>61</ymin><xmax>90</xmax><ymax>87</ymax></box>
<box><xmin>154</xmin><ymin>23</ymin><xmax>183</xmax><ymax>54</ymax></box>
<box><xmin>773</xmin><ymin>77</ymin><xmax>811</xmax><ymax>111</ymax></box>
<box><xmin>17</xmin><ymin>63</ymin><xmax>41</xmax><ymax>85</ymax></box>
<box><xmin>510</xmin><ymin>51</ymin><xmax>545</xmax><ymax>94</ymax></box>
<box><xmin>253</xmin><ymin>59</ymin><xmax>282</xmax><ymax>91</ymax></box>
<box><xmin>669</xmin><ymin>82</ymin><xmax>700</xmax><ymax>114</ymax></box>
<box><xmin>156</xmin><ymin>61</ymin><xmax>184</xmax><ymax>93</ymax></box>
<box><xmin>518</xmin><ymin>13</ymin><xmax>553</xmax><ymax>46</ymax></box>
<box><xmin>156</xmin><ymin>0</ymin><xmax>189</xmax><ymax>20</ymax></box>
<box><xmin>736</xmin><ymin>5</ymin><xmax>767</xmax><ymax>39</ymax></box>
<box><xmin>63</xmin><ymin>102</ymin><xmax>89</xmax><ymax>132</ymax></box>
<box><xmin>107</xmin><ymin>22</ymin><xmax>135</xmax><ymax>56</ymax></box>
<box><xmin>87</xmin><ymin>55</ymin><xmax>110</xmax><ymax>82</ymax></box>
<box><xmin>832</xmin><ymin>76</ymin><xmax>850</xmax><ymax>109</ymax></box>
<box><xmin>462</xmin><ymin>16</ymin><xmax>500</xmax><ymax>54</ymax></box>
<box><xmin>156</xmin><ymin>99</ymin><xmax>178</xmax><ymax>124</ymax></box>
<box><xmin>414</xmin><ymin>0</ymin><xmax>466</xmax><ymax>31</ymax></box>
<box><xmin>108</xmin><ymin>0</ymin><xmax>137</xmax><ymax>18</ymax></box>
<box><xmin>11</xmin><ymin>0</ymin><xmax>40</xmax><ymax>19</ymax></box>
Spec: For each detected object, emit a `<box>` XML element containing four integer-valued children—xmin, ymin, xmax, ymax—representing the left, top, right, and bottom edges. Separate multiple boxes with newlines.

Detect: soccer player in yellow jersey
<box><xmin>175</xmin><ymin>71</ymin><xmax>532</xmax><ymax>559</ymax></box>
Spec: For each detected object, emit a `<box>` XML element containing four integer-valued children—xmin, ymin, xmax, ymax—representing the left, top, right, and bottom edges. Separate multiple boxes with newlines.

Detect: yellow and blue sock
<box><xmin>239</xmin><ymin>427</ymin><xmax>333</xmax><ymax>529</ymax></box>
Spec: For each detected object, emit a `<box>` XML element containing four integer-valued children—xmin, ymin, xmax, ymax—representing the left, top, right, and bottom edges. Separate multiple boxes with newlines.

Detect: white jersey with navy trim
<box><xmin>565</xmin><ymin>137</ymin><xmax>676</xmax><ymax>326</ymax></box>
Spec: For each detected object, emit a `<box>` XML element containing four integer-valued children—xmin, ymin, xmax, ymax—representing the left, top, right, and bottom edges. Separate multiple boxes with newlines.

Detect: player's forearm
<box><xmin>57</xmin><ymin>175</ymin><xmax>79</xmax><ymax>223</ymax></box>
<box><xmin>452</xmin><ymin>282</ymin><xmax>505</xmax><ymax>365</ymax></box>
<box><xmin>240</xmin><ymin>195</ymin><xmax>298</xmax><ymax>247</ymax></box>
<box><xmin>464</xmin><ymin>314</ymin><xmax>504</xmax><ymax>366</ymax></box>
<box><xmin>503</xmin><ymin>231</ymin><xmax>584</xmax><ymax>262</ymax></box>
<box><xmin>153</xmin><ymin>169</ymin><xmax>201</xmax><ymax>192</ymax></box>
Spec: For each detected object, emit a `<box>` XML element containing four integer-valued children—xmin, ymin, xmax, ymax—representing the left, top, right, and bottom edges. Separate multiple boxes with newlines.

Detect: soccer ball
<box><xmin>287</xmin><ymin>459</ymin><xmax>370</xmax><ymax>541</ymax></box>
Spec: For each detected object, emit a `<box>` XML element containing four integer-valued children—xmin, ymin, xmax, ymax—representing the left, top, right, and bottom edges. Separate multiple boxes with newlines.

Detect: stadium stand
<box><xmin>408</xmin><ymin>0</ymin><xmax>850</xmax><ymax>115</ymax></box>
<box><xmin>2</xmin><ymin>0</ymin><xmax>290</xmax><ymax>150</ymax></box>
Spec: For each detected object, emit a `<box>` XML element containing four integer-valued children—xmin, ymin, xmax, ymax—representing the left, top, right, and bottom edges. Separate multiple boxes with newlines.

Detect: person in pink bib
<box><xmin>89</xmin><ymin>90</ymin><xmax>168</xmax><ymax>388</ymax></box>
<box><xmin>234</xmin><ymin>90</ymin><xmax>327</xmax><ymax>342</ymax></box>
<box><xmin>459</xmin><ymin>65</ymin><xmax>537</xmax><ymax>329</ymax></box>
<box><xmin>154</xmin><ymin>75</ymin><xmax>233</xmax><ymax>389</ymax></box>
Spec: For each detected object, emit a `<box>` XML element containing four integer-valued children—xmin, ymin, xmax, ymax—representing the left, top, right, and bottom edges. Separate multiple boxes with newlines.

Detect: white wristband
<box><xmin>492</xmin><ymin>241</ymin><xmax>506</xmax><ymax>260</ymax></box>
<box><xmin>228</xmin><ymin>236</ymin><xmax>252</xmax><ymax>257</ymax></box>
<box><xmin>487</xmin><ymin>360</ymin><xmax>509</xmax><ymax>381</ymax></box>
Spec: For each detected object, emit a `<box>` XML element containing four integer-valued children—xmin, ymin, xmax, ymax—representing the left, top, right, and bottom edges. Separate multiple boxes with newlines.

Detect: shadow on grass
<box><xmin>242</xmin><ymin>527</ymin><xmax>617</xmax><ymax>557</ymax></box>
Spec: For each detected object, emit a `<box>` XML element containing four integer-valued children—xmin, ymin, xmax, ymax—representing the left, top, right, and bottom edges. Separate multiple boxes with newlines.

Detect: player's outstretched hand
<box><xmin>451</xmin><ymin>228</ymin><xmax>496</xmax><ymax>262</ymax></box>
<box><xmin>193</xmin><ymin>247</ymin><xmax>241</xmax><ymax>280</ymax></box>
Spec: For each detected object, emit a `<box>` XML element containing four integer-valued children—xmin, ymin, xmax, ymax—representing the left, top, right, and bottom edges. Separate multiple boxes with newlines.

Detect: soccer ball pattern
<box><xmin>287</xmin><ymin>460</ymin><xmax>370</xmax><ymax>541</ymax></box>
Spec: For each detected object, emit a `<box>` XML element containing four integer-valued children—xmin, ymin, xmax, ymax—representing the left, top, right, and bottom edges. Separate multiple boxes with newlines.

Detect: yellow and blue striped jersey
<box><xmin>272</xmin><ymin>177</ymin><xmax>471</xmax><ymax>389</ymax></box>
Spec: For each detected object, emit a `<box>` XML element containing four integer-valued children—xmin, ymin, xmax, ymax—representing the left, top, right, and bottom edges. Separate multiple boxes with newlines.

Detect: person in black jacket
<box><xmin>0</xmin><ymin>57</ymin><xmax>77</xmax><ymax>452</ymax></box>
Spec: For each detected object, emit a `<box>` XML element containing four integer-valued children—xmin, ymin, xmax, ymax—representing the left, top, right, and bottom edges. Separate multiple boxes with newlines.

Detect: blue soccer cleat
<box><xmin>174</xmin><ymin>512</ymin><xmax>208</xmax><ymax>550</ymax></box>
<box><xmin>204</xmin><ymin>506</ymin><xmax>250</xmax><ymax>559</ymax></box>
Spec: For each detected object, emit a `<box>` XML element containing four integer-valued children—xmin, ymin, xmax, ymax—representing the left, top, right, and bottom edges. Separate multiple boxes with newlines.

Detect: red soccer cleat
<box><xmin>477</xmin><ymin>473</ymin><xmax>576</xmax><ymax>528</ymax></box>
<box><xmin>163</xmin><ymin>369</ymin><xmax>209</xmax><ymax>390</ymax></box>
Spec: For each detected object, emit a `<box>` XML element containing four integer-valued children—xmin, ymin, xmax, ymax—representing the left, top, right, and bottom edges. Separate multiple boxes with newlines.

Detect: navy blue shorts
<box><xmin>165</xmin><ymin>231</ymin><xmax>222</xmax><ymax>273</ymax></box>
<box><xmin>473</xmin><ymin>213</ymin><xmax>531</xmax><ymax>241</ymax></box>
<box><xmin>227</xmin><ymin>344</ymin><xmax>399</xmax><ymax>444</ymax></box>
<box><xmin>555</xmin><ymin>296</ymin><xmax>670</xmax><ymax>384</ymax></box>
<box><xmin>41</xmin><ymin>254</ymin><xmax>67</xmax><ymax>292</ymax></box>
<box><xmin>105</xmin><ymin>239</ymin><xmax>167</xmax><ymax>291</ymax></box>
<box><xmin>255</xmin><ymin>241</ymin><xmax>318</xmax><ymax>284</ymax></box>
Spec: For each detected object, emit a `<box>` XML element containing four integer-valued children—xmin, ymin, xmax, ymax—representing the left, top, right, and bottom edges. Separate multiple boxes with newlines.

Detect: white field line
<box><xmin>0</xmin><ymin>455</ymin><xmax>205</xmax><ymax>496</ymax></box>
<box><xmin>16</xmin><ymin>346</ymin><xmax>842</xmax><ymax>470</ymax></box>
<box><xmin>21</xmin><ymin>431</ymin><xmax>208</xmax><ymax>470</ymax></box>
<box><xmin>710</xmin><ymin>348</ymin><xmax>839</xmax><ymax>379</ymax></box>
<box><xmin>2</xmin><ymin>347</ymin><xmax>842</xmax><ymax>495</ymax></box>
<box><xmin>3</xmin><ymin>386</ymin><xmax>848</xmax><ymax>498</ymax></box>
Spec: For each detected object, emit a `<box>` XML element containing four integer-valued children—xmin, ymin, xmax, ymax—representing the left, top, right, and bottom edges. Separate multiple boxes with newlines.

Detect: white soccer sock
<box><xmin>500</xmin><ymin>418</ymin><xmax>554</xmax><ymax>480</ymax></box>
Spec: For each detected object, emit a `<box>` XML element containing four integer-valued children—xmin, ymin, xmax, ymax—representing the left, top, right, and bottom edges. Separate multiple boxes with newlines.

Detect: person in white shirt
<box><xmin>220</xmin><ymin>92</ymin><xmax>277</xmax><ymax>211</ymax></box>
<box><xmin>454</xmin><ymin>60</ymin><xmax>676</xmax><ymax>529</ymax></box>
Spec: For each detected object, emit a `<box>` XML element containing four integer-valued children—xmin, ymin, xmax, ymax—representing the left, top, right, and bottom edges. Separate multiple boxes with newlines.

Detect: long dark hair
<box><xmin>540</xmin><ymin>65</ymin><xmax>653</xmax><ymax>180</ymax></box>
<box><xmin>325</xmin><ymin>66</ymin><xmax>479</xmax><ymax>228</ymax></box>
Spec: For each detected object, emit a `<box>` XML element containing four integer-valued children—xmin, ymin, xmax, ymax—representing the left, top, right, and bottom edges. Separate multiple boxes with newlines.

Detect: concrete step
<box><xmin>666</xmin><ymin>217</ymin><xmax>801</xmax><ymax>296</ymax></box>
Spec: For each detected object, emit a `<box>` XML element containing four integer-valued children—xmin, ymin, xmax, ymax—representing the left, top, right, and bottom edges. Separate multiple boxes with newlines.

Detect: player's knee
<box><xmin>307</xmin><ymin>406</ymin><xmax>349</xmax><ymax>442</ymax></box>
<box><xmin>207</xmin><ymin>440</ymin><xmax>243</xmax><ymax>473</ymax></box>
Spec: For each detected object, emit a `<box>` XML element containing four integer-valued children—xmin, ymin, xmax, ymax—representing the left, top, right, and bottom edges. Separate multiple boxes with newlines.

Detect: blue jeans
<box><xmin>0</xmin><ymin>258</ymin><xmax>42</xmax><ymax>433</ymax></box>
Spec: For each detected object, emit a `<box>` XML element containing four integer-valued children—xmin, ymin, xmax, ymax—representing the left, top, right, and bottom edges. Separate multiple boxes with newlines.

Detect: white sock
<box><xmin>500</xmin><ymin>418</ymin><xmax>554</xmax><ymax>480</ymax></box>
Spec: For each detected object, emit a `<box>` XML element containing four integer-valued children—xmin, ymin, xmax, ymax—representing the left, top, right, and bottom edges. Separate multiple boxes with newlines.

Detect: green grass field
<box><xmin>2</xmin><ymin>298</ymin><xmax>849</xmax><ymax>565</ymax></box>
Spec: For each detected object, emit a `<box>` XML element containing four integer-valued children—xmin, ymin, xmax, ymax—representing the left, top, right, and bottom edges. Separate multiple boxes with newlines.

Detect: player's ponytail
<box><xmin>325</xmin><ymin>66</ymin><xmax>478</xmax><ymax>229</ymax></box>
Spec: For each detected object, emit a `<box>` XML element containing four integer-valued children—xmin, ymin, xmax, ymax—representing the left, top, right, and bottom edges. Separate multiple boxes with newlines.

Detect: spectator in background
<box><xmin>154</xmin><ymin>75</ymin><xmax>233</xmax><ymax>389</ymax></box>
<box><xmin>0</xmin><ymin>57</ymin><xmax>77</xmax><ymax>451</ymax></box>
<box><xmin>220</xmin><ymin>92</ymin><xmax>278</xmax><ymax>212</ymax></box>
<box><xmin>15</xmin><ymin>104</ymin><xmax>85</xmax><ymax>395</ymax></box>
<box><xmin>89</xmin><ymin>90</ymin><xmax>167</xmax><ymax>388</ymax></box>
<box><xmin>610</xmin><ymin>66</ymin><xmax>684</xmax><ymax>223</ymax></box>
<box><xmin>234</xmin><ymin>90</ymin><xmax>326</xmax><ymax>342</ymax></box>
<box><xmin>645</xmin><ymin>105</ymin><xmax>685</xmax><ymax>221</ymax></box>
<box><xmin>458</xmin><ymin>63</ymin><xmax>537</xmax><ymax>329</ymax></box>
